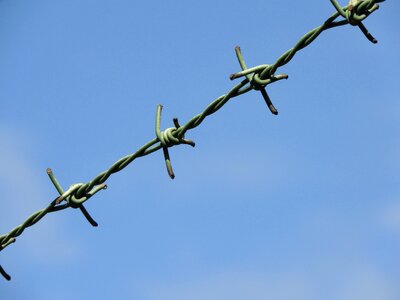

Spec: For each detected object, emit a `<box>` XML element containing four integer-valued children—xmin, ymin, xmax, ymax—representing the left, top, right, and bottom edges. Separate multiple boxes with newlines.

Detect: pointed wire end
<box><xmin>46</xmin><ymin>168</ymin><xmax>53</xmax><ymax>175</ymax></box>
<box><xmin>87</xmin><ymin>183</ymin><xmax>108</xmax><ymax>198</ymax></box>
<box><xmin>269</xmin><ymin>105</ymin><xmax>279</xmax><ymax>115</ymax></box>
<box><xmin>358</xmin><ymin>23</ymin><xmax>378</xmax><ymax>44</ymax></box>
<box><xmin>367</xmin><ymin>3</ymin><xmax>381</xmax><ymax>14</ymax></box>
<box><xmin>167</xmin><ymin>162</ymin><xmax>175</xmax><ymax>179</ymax></box>
<box><xmin>363</xmin><ymin>27</ymin><xmax>378</xmax><ymax>44</ymax></box>
<box><xmin>0</xmin><ymin>265</ymin><xmax>11</xmax><ymax>281</ymax></box>
<box><xmin>97</xmin><ymin>183</ymin><xmax>107</xmax><ymax>191</ymax></box>
<box><xmin>162</xmin><ymin>147</ymin><xmax>175</xmax><ymax>180</ymax></box>
<box><xmin>79</xmin><ymin>205</ymin><xmax>98</xmax><ymax>227</ymax></box>
<box><xmin>260</xmin><ymin>88</ymin><xmax>279</xmax><ymax>116</ymax></box>
<box><xmin>367</xmin><ymin>31</ymin><xmax>378</xmax><ymax>44</ymax></box>
<box><xmin>183</xmin><ymin>139</ymin><xmax>196</xmax><ymax>147</ymax></box>
<box><xmin>88</xmin><ymin>218</ymin><xmax>99</xmax><ymax>227</ymax></box>
<box><xmin>173</xmin><ymin>118</ymin><xmax>180</xmax><ymax>129</ymax></box>
<box><xmin>268</xmin><ymin>73</ymin><xmax>289</xmax><ymax>84</ymax></box>
<box><xmin>167</xmin><ymin>160</ymin><xmax>175</xmax><ymax>179</ymax></box>
<box><xmin>235</xmin><ymin>45</ymin><xmax>241</xmax><ymax>52</ymax></box>
<box><xmin>229</xmin><ymin>73</ymin><xmax>240</xmax><ymax>80</ymax></box>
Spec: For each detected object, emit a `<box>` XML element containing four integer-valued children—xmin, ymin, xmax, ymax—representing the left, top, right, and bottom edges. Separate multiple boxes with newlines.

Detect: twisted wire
<box><xmin>0</xmin><ymin>0</ymin><xmax>385</xmax><ymax>280</ymax></box>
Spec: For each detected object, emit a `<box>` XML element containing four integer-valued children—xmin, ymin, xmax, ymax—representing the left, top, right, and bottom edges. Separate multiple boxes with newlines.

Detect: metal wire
<box><xmin>0</xmin><ymin>0</ymin><xmax>385</xmax><ymax>281</ymax></box>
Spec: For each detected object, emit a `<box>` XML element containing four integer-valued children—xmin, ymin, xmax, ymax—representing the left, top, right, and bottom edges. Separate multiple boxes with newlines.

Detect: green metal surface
<box><xmin>0</xmin><ymin>0</ymin><xmax>385</xmax><ymax>281</ymax></box>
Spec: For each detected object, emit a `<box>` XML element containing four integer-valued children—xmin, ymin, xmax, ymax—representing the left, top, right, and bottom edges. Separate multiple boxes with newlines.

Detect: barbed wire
<box><xmin>0</xmin><ymin>0</ymin><xmax>385</xmax><ymax>281</ymax></box>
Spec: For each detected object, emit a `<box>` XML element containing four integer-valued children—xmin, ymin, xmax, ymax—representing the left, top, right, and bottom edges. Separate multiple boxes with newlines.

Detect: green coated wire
<box><xmin>0</xmin><ymin>0</ymin><xmax>385</xmax><ymax>281</ymax></box>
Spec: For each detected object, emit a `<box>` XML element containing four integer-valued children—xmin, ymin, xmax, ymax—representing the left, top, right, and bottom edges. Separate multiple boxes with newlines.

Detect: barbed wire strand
<box><xmin>0</xmin><ymin>0</ymin><xmax>385</xmax><ymax>281</ymax></box>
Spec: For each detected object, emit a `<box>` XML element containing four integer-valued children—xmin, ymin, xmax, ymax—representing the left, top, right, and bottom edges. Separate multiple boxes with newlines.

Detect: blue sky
<box><xmin>0</xmin><ymin>1</ymin><xmax>399</xmax><ymax>299</ymax></box>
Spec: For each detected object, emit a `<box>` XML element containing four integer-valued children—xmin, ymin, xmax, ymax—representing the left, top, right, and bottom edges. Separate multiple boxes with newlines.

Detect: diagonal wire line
<box><xmin>0</xmin><ymin>0</ymin><xmax>385</xmax><ymax>280</ymax></box>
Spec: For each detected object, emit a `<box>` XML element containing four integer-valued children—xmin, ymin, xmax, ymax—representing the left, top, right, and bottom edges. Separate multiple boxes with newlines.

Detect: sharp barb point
<box><xmin>173</xmin><ymin>118</ymin><xmax>181</xmax><ymax>129</ymax></box>
<box><xmin>357</xmin><ymin>22</ymin><xmax>378</xmax><ymax>44</ymax></box>
<box><xmin>0</xmin><ymin>265</ymin><xmax>11</xmax><ymax>281</ymax></box>
<box><xmin>79</xmin><ymin>205</ymin><xmax>98</xmax><ymax>227</ymax></box>
<box><xmin>270</xmin><ymin>107</ymin><xmax>279</xmax><ymax>115</ymax></box>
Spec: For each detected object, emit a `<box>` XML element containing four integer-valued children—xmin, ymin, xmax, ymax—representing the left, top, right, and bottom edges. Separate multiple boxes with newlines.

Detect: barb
<box><xmin>330</xmin><ymin>0</ymin><xmax>384</xmax><ymax>43</ymax></box>
<box><xmin>47</xmin><ymin>168</ymin><xmax>101</xmax><ymax>226</ymax></box>
<box><xmin>0</xmin><ymin>0</ymin><xmax>385</xmax><ymax>280</ymax></box>
<box><xmin>155</xmin><ymin>104</ymin><xmax>196</xmax><ymax>179</ymax></box>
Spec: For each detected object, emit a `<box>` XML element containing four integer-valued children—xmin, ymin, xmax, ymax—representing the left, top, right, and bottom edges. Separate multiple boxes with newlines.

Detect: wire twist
<box><xmin>155</xmin><ymin>105</ymin><xmax>195</xmax><ymax>179</ymax></box>
<box><xmin>0</xmin><ymin>0</ymin><xmax>385</xmax><ymax>280</ymax></box>
<box><xmin>330</xmin><ymin>0</ymin><xmax>384</xmax><ymax>43</ymax></box>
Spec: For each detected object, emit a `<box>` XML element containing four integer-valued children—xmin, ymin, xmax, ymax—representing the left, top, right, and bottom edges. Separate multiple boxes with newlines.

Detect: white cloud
<box><xmin>0</xmin><ymin>127</ymin><xmax>81</xmax><ymax>263</ymax></box>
